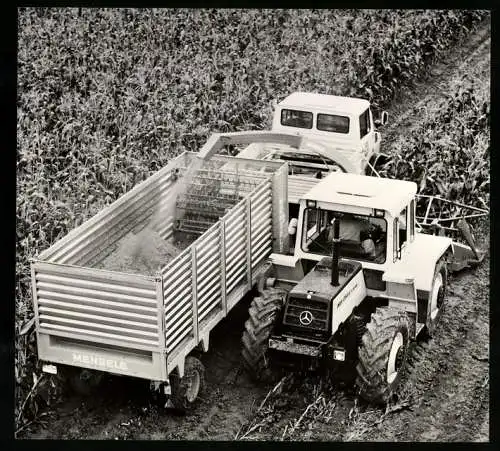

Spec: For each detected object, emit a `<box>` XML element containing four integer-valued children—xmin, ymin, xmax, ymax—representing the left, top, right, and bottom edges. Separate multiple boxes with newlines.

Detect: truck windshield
<box><xmin>301</xmin><ymin>207</ymin><xmax>387</xmax><ymax>263</ymax></box>
<box><xmin>317</xmin><ymin>114</ymin><xmax>350</xmax><ymax>134</ymax></box>
<box><xmin>281</xmin><ymin>109</ymin><xmax>313</xmax><ymax>129</ymax></box>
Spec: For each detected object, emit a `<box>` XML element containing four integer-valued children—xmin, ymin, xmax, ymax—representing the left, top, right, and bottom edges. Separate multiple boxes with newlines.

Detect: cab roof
<box><xmin>302</xmin><ymin>172</ymin><xmax>417</xmax><ymax>217</ymax></box>
<box><xmin>279</xmin><ymin>92</ymin><xmax>370</xmax><ymax>116</ymax></box>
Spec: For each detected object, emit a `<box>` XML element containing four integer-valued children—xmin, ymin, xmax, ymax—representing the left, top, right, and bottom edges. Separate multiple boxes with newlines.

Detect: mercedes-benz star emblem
<box><xmin>299</xmin><ymin>310</ymin><xmax>313</xmax><ymax>326</ymax></box>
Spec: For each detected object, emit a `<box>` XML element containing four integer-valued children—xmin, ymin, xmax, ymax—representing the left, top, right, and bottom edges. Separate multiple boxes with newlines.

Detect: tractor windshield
<box><xmin>301</xmin><ymin>207</ymin><xmax>387</xmax><ymax>263</ymax></box>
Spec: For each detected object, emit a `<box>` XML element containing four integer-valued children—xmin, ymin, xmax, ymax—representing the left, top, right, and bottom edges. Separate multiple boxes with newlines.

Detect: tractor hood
<box><xmin>289</xmin><ymin>258</ymin><xmax>362</xmax><ymax>301</ymax></box>
<box><xmin>281</xmin><ymin>258</ymin><xmax>364</xmax><ymax>339</ymax></box>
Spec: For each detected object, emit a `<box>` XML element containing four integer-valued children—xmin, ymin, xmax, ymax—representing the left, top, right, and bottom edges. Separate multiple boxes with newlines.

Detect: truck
<box><xmin>31</xmin><ymin>122</ymin><xmax>486</xmax><ymax>410</ymax></box>
<box><xmin>237</xmin><ymin>91</ymin><xmax>389</xmax><ymax>176</ymax></box>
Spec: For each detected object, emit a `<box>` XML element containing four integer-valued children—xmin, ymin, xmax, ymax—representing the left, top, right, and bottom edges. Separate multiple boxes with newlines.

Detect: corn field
<box><xmin>16</xmin><ymin>8</ymin><xmax>489</xmax><ymax>431</ymax></box>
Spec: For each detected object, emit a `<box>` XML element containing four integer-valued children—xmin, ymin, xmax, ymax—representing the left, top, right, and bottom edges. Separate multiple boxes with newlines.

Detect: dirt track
<box><xmin>20</xmin><ymin>18</ymin><xmax>490</xmax><ymax>441</ymax></box>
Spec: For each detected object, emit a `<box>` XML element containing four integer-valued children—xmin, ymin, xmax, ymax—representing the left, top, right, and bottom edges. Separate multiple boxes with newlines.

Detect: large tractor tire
<box><xmin>241</xmin><ymin>288</ymin><xmax>286</xmax><ymax>382</ymax></box>
<box><xmin>425</xmin><ymin>258</ymin><xmax>448</xmax><ymax>337</ymax></box>
<box><xmin>356</xmin><ymin>307</ymin><xmax>410</xmax><ymax>404</ymax></box>
<box><xmin>170</xmin><ymin>356</ymin><xmax>205</xmax><ymax>412</ymax></box>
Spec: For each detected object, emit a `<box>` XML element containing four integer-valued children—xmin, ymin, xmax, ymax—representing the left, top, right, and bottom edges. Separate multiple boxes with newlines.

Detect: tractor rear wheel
<box><xmin>425</xmin><ymin>258</ymin><xmax>448</xmax><ymax>337</ymax></box>
<box><xmin>356</xmin><ymin>307</ymin><xmax>410</xmax><ymax>404</ymax></box>
<box><xmin>170</xmin><ymin>356</ymin><xmax>205</xmax><ymax>412</ymax></box>
<box><xmin>241</xmin><ymin>288</ymin><xmax>286</xmax><ymax>382</ymax></box>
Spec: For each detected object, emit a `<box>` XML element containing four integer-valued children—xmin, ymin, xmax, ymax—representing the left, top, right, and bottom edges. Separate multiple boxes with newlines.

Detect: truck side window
<box><xmin>281</xmin><ymin>109</ymin><xmax>313</xmax><ymax>129</ymax></box>
<box><xmin>317</xmin><ymin>114</ymin><xmax>349</xmax><ymax>134</ymax></box>
<box><xmin>359</xmin><ymin>108</ymin><xmax>371</xmax><ymax>138</ymax></box>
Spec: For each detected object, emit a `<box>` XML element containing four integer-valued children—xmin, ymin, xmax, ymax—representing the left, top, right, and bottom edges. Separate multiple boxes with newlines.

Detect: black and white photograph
<box><xmin>15</xmin><ymin>8</ymin><xmax>490</xmax><ymax>441</ymax></box>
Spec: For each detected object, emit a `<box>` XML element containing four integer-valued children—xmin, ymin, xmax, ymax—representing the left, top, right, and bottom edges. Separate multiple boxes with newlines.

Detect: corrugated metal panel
<box><xmin>34</xmin><ymin>263</ymin><xmax>160</xmax><ymax>349</ymax></box>
<box><xmin>195</xmin><ymin>223</ymin><xmax>222</xmax><ymax>322</ymax></box>
<box><xmin>287</xmin><ymin>175</ymin><xmax>319</xmax><ymax>204</ymax></box>
<box><xmin>250</xmin><ymin>180</ymin><xmax>273</xmax><ymax>270</ymax></box>
<box><xmin>58</xmin><ymin>176</ymin><xmax>175</xmax><ymax>267</ymax></box>
<box><xmin>163</xmin><ymin>248</ymin><xmax>193</xmax><ymax>353</ymax></box>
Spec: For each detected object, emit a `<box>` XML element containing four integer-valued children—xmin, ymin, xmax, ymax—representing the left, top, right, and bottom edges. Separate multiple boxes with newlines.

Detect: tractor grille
<box><xmin>283</xmin><ymin>297</ymin><xmax>330</xmax><ymax>332</ymax></box>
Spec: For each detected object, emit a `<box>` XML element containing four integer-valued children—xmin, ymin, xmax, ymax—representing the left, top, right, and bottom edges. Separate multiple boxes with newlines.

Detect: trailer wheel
<box><xmin>425</xmin><ymin>258</ymin><xmax>448</xmax><ymax>337</ymax></box>
<box><xmin>63</xmin><ymin>368</ymin><xmax>103</xmax><ymax>396</ymax></box>
<box><xmin>356</xmin><ymin>307</ymin><xmax>410</xmax><ymax>404</ymax></box>
<box><xmin>170</xmin><ymin>356</ymin><xmax>205</xmax><ymax>412</ymax></box>
<box><xmin>241</xmin><ymin>289</ymin><xmax>286</xmax><ymax>382</ymax></box>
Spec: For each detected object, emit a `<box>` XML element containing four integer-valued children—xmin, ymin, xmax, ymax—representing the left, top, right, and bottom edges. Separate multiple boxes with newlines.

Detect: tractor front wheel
<box><xmin>356</xmin><ymin>307</ymin><xmax>410</xmax><ymax>404</ymax></box>
<box><xmin>425</xmin><ymin>258</ymin><xmax>448</xmax><ymax>337</ymax></box>
<box><xmin>241</xmin><ymin>289</ymin><xmax>286</xmax><ymax>382</ymax></box>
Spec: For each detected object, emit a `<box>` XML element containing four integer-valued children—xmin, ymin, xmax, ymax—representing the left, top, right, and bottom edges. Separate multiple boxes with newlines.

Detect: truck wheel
<box><xmin>356</xmin><ymin>307</ymin><xmax>410</xmax><ymax>404</ymax></box>
<box><xmin>241</xmin><ymin>289</ymin><xmax>286</xmax><ymax>381</ymax></box>
<box><xmin>170</xmin><ymin>356</ymin><xmax>205</xmax><ymax>412</ymax></box>
<box><xmin>425</xmin><ymin>259</ymin><xmax>448</xmax><ymax>337</ymax></box>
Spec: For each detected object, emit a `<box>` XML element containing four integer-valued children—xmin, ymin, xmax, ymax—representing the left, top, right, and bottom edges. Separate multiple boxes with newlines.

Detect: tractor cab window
<box><xmin>393</xmin><ymin>207</ymin><xmax>408</xmax><ymax>261</ymax></box>
<box><xmin>409</xmin><ymin>200</ymin><xmax>415</xmax><ymax>241</ymax></box>
<box><xmin>399</xmin><ymin>207</ymin><xmax>408</xmax><ymax>246</ymax></box>
<box><xmin>301</xmin><ymin>207</ymin><xmax>387</xmax><ymax>263</ymax></box>
<box><xmin>281</xmin><ymin>109</ymin><xmax>313</xmax><ymax>129</ymax></box>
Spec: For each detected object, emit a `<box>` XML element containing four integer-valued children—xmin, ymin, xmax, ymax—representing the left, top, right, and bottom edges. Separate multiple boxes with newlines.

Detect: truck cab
<box><xmin>271</xmin><ymin>92</ymin><xmax>388</xmax><ymax>175</ymax></box>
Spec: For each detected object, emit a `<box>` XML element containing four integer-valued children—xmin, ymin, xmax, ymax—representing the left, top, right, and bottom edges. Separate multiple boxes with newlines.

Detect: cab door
<box><xmin>393</xmin><ymin>206</ymin><xmax>409</xmax><ymax>262</ymax></box>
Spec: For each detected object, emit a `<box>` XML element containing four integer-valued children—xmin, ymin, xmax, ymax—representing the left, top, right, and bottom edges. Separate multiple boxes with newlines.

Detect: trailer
<box><xmin>32</xmin><ymin>152</ymin><xmax>289</xmax><ymax>409</ymax></box>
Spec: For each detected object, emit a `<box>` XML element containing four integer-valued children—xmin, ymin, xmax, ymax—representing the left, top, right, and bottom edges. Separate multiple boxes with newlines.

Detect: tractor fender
<box><xmin>406</xmin><ymin>234</ymin><xmax>453</xmax><ymax>293</ymax></box>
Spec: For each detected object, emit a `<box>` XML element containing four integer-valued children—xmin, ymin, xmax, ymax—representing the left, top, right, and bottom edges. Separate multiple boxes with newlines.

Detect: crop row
<box><xmin>378</xmin><ymin>80</ymin><xmax>490</xmax><ymax>211</ymax></box>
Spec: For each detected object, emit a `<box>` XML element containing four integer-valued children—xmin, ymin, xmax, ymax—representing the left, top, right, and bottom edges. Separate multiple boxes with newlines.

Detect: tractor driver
<box><xmin>328</xmin><ymin>213</ymin><xmax>377</xmax><ymax>259</ymax></box>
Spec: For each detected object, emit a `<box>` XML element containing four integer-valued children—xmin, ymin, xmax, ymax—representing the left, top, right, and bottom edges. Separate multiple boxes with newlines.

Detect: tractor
<box><xmin>241</xmin><ymin>171</ymin><xmax>473</xmax><ymax>403</ymax></box>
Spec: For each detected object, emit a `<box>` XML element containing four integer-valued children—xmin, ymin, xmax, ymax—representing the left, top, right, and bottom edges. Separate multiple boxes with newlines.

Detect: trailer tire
<box><xmin>424</xmin><ymin>258</ymin><xmax>448</xmax><ymax>337</ymax></box>
<box><xmin>64</xmin><ymin>368</ymin><xmax>103</xmax><ymax>396</ymax></box>
<box><xmin>170</xmin><ymin>356</ymin><xmax>205</xmax><ymax>412</ymax></box>
<box><xmin>241</xmin><ymin>289</ymin><xmax>286</xmax><ymax>382</ymax></box>
<box><xmin>356</xmin><ymin>307</ymin><xmax>410</xmax><ymax>404</ymax></box>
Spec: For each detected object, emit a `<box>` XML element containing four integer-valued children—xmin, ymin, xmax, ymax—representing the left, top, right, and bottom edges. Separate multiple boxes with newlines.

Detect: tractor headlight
<box><xmin>333</xmin><ymin>350</ymin><xmax>346</xmax><ymax>361</ymax></box>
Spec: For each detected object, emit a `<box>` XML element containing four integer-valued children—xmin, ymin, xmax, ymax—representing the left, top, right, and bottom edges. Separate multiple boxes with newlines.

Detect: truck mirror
<box><xmin>380</xmin><ymin>111</ymin><xmax>388</xmax><ymax>126</ymax></box>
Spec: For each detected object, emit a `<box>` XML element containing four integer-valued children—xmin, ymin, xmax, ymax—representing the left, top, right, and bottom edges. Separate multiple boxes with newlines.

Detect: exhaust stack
<box><xmin>331</xmin><ymin>216</ymin><xmax>340</xmax><ymax>286</ymax></box>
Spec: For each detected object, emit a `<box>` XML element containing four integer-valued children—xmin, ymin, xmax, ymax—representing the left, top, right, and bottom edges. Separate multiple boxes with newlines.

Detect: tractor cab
<box><xmin>287</xmin><ymin>172</ymin><xmax>419</xmax><ymax>273</ymax></box>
